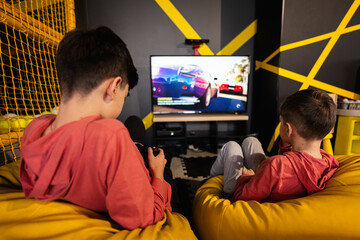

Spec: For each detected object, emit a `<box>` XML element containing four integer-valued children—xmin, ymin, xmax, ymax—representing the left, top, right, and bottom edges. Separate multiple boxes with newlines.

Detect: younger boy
<box><xmin>210</xmin><ymin>89</ymin><xmax>339</xmax><ymax>202</ymax></box>
<box><xmin>20</xmin><ymin>26</ymin><xmax>172</xmax><ymax>230</ymax></box>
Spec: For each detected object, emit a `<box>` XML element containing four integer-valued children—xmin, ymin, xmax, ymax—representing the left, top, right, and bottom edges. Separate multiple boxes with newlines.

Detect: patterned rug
<box><xmin>170</xmin><ymin>150</ymin><xmax>218</xmax><ymax>221</ymax></box>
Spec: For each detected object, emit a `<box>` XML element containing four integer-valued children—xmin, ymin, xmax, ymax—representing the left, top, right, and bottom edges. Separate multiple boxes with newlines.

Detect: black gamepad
<box><xmin>134</xmin><ymin>144</ymin><xmax>161</xmax><ymax>170</ymax></box>
<box><xmin>152</xmin><ymin>146</ymin><xmax>160</xmax><ymax>157</ymax></box>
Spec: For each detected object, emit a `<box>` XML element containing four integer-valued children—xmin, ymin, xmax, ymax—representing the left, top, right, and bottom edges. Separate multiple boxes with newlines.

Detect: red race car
<box><xmin>219</xmin><ymin>83</ymin><xmax>243</xmax><ymax>95</ymax></box>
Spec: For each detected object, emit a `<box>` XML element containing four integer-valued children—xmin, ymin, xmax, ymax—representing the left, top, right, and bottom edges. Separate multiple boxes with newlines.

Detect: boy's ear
<box><xmin>105</xmin><ymin>77</ymin><xmax>122</xmax><ymax>102</ymax></box>
<box><xmin>286</xmin><ymin>122</ymin><xmax>294</xmax><ymax>137</ymax></box>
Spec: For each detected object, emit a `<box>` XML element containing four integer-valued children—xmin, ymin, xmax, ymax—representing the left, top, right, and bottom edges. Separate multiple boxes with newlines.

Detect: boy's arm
<box><xmin>104</xmin><ymin>130</ymin><xmax>171</xmax><ymax>230</ymax></box>
<box><xmin>147</xmin><ymin>147</ymin><xmax>172</xmax><ymax>211</ymax></box>
<box><xmin>232</xmin><ymin>158</ymin><xmax>279</xmax><ymax>202</ymax></box>
<box><xmin>150</xmin><ymin>176</ymin><xmax>172</xmax><ymax>211</ymax></box>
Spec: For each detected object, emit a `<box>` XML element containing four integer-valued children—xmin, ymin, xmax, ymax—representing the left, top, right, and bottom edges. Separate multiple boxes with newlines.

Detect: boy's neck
<box><xmin>291</xmin><ymin>137</ymin><xmax>323</xmax><ymax>159</ymax></box>
<box><xmin>52</xmin><ymin>92</ymin><xmax>103</xmax><ymax>130</ymax></box>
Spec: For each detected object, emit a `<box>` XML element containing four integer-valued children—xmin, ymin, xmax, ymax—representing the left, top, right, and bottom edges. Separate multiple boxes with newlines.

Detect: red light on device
<box><xmin>157</xmin><ymin>88</ymin><xmax>161</xmax><ymax>92</ymax></box>
<box><xmin>182</xmin><ymin>85</ymin><xmax>187</xmax><ymax>90</ymax></box>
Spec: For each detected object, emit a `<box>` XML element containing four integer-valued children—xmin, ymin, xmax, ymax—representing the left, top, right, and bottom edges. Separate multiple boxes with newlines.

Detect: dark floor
<box><xmin>165</xmin><ymin>147</ymin><xmax>218</xmax><ymax>224</ymax></box>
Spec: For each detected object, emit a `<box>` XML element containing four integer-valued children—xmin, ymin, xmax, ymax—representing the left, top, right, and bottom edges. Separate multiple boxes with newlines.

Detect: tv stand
<box><xmin>153</xmin><ymin>114</ymin><xmax>249</xmax><ymax>122</ymax></box>
<box><xmin>153</xmin><ymin>114</ymin><xmax>250</xmax><ymax>153</ymax></box>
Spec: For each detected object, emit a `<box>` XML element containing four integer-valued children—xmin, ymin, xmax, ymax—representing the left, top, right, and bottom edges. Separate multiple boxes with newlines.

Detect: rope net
<box><xmin>0</xmin><ymin>0</ymin><xmax>75</xmax><ymax>166</ymax></box>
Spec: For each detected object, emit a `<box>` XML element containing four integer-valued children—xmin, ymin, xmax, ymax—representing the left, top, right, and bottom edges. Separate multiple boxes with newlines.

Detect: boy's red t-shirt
<box><xmin>233</xmin><ymin>145</ymin><xmax>339</xmax><ymax>202</ymax></box>
<box><xmin>20</xmin><ymin>114</ymin><xmax>172</xmax><ymax>230</ymax></box>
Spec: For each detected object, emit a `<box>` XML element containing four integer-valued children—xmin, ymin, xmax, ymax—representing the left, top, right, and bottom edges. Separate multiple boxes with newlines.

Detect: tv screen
<box><xmin>150</xmin><ymin>55</ymin><xmax>251</xmax><ymax>115</ymax></box>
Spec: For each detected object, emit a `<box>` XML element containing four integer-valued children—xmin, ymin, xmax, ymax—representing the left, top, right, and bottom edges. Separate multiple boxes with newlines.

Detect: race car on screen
<box><xmin>152</xmin><ymin>64</ymin><xmax>218</xmax><ymax>108</ymax></box>
<box><xmin>219</xmin><ymin>82</ymin><xmax>243</xmax><ymax>95</ymax></box>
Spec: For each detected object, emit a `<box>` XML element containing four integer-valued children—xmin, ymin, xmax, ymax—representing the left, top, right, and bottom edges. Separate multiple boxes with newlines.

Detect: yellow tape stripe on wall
<box><xmin>282</xmin><ymin>24</ymin><xmax>360</xmax><ymax>52</ymax></box>
<box><xmin>143</xmin><ymin>112</ymin><xmax>154</xmax><ymax>130</ymax></box>
<box><xmin>267</xmin><ymin>123</ymin><xmax>281</xmax><ymax>152</ymax></box>
<box><xmin>256</xmin><ymin>23</ymin><xmax>360</xmax><ymax>71</ymax></box>
<box><xmin>217</xmin><ymin>20</ymin><xmax>257</xmax><ymax>56</ymax></box>
<box><xmin>258</xmin><ymin>61</ymin><xmax>360</xmax><ymax>100</ymax></box>
<box><xmin>155</xmin><ymin>0</ymin><xmax>214</xmax><ymax>56</ymax></box>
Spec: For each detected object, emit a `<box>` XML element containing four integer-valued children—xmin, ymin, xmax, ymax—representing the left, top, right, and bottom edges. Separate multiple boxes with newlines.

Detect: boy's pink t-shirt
<box><xmin>233</xmin><ymin>145</ymin><xmax>339</xmax><ymax>202</ymax></box>
<box><xmin>20</xmin><ymin>114</ymin><xmax>172</xmax><ymax>230</ymax></box>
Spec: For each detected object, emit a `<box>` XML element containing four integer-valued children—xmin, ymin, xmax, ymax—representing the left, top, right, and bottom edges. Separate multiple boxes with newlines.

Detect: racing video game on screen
<box><xmin>151</xmin><ymin>56</ymin><xmax>250</xmax><ymax>114</ymax></box>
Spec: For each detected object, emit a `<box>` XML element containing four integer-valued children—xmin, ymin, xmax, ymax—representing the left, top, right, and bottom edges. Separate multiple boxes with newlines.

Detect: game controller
<box><xmin>134</xmin><ymin>144</ymin><xmax>161</xmax><ymax>170</ymax></box>
<box><xmin>152</xmin><ymin>146</ymin><xmax>160</xmax><ymax>157</ymax></box>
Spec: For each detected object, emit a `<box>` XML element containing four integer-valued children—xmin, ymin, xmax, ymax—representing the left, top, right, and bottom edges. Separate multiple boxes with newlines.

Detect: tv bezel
<box><xmin>149</xmin><ymin>55</ymin><xmax>252</xmax><ymax>120</ymax></box>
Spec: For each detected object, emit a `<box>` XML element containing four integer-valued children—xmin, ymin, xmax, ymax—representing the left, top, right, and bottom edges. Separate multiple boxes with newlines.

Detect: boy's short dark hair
<box><xmin>279</xmin><ymin>89</ymin><xmax>336</xmax><ymax>140</ymax></box>
<box><xmin>56</xmin><ymin>26</ymin><xmax>138</xmax><ymax>100</ymax></box>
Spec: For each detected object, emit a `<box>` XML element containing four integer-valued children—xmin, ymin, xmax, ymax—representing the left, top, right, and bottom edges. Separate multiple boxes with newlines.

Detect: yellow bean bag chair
<box><xmin>0</xmin><ymin>161</ymin><xmax>197</xmax><ymax>240</ymax></box>
<box><xmin>193</xmin><ymin>155</ymin><xmax>360</xmax><ymax>240</ymax></box>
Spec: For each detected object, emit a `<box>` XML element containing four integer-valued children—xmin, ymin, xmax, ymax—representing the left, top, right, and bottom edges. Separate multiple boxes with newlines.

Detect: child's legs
<box><xmin>241</xmin><ymin>137</ymin><xmax>266</xmax><ymax>173</ymax></box>
<box><xmin>210</xmin><ymin>141</ymin><xmax>244</xmax><ymax>195</ymax></box>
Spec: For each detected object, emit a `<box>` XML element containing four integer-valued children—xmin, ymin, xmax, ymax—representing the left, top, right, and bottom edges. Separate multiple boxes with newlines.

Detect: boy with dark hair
<box><xmin>20</xmin><ymin>26</ymin><xmax>172</xmax><ymax>230</ymax></box>
<box><xmin>210</xmin><ymin>89</ymin><xmax>339</xmax><ymax>202</ymax></box>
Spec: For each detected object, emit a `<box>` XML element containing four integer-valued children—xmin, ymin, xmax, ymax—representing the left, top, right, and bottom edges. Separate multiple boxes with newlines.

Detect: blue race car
<box><xmin>152</xmin><ymin>64</ymin><xmax>218</xmax><ymax>108</ymax></box>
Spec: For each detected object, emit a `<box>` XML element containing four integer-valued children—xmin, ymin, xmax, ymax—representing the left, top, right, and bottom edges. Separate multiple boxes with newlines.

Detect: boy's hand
<box><xmin>147</xmin><ymin>147</ymin><xmax>166</xmax><ymax>181</ymax></box>
<box><xmin>242</xmin><ymin>166</ymin><xmax>255</xmax><ymax>176</ymax></box>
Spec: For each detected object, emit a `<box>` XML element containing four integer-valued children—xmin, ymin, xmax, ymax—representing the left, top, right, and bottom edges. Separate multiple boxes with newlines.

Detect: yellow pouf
<box><xmin>0</xmin><ymin>161</ymin><xmax>197</xmax><ymax>240</ymax></box>
<box><xmin>192</xmin><ymin>155</ymin><xmax>360</xmax><ymax>240</ymax></box>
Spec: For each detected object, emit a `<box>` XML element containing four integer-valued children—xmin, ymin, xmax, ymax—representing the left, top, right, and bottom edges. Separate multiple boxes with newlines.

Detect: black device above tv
<box><xmin>150</xmin><ymin>55</ymin><xmax>251</xmax><ymax>118</ymax></box>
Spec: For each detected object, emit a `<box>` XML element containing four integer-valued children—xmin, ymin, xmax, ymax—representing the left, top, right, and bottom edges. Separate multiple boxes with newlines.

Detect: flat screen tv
<box><xmin>150</xmin><ymin>55</ymin><xmax>251</xmax><ymax>116</ymax></box>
